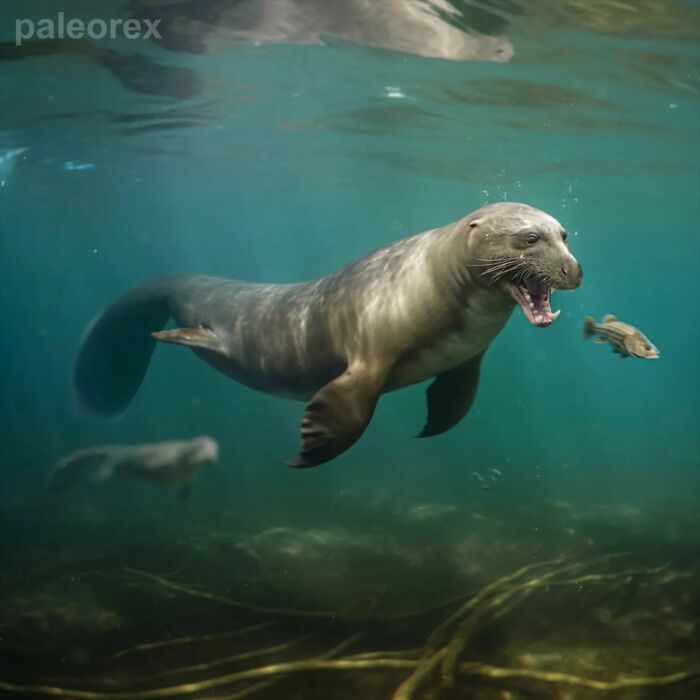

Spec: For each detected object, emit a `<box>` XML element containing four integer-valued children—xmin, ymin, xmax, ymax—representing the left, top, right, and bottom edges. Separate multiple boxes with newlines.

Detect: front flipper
<box><xmin>417</xmin><ymin>352</ymin><xmax>484</xmax><ymax>438</ymax></box>
<box><xmin>152</xmin><ymin>325</ymin><xmax>226</xmax><ymax>353</ymax></box>
<box><xmin>286</xmin><ymin>364</ymin><xmax>386</xmax><ymax>468</ymax></box>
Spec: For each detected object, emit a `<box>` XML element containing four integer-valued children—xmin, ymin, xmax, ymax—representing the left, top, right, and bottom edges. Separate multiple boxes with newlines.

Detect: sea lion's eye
<box><xmin>561</xmin><ymin>231</ymin><xmax>568</xmax><ymax>243</ymax></box>
<box><xmin>526</xmin><ymin>233</ymin><xmax>539</xmax><ymax>244</ymax></box>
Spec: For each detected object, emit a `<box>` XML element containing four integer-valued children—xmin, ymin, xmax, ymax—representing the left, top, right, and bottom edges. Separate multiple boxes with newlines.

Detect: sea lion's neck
<box><xmin>421</xmin><ymin>218</ymin><xmax>512</xmax><ymax>316</ymax></box>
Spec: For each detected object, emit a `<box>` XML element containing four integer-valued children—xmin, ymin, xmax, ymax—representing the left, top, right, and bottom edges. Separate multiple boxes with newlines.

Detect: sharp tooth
<box><xmin>550</xmin><ymin>309</ymin><xmax>561</xmax><ymax>320</ymax></box>
<box><xmin>535</xmin><ymin>314</ymin><xmax>543</xmax><ymax>323</ymax></box>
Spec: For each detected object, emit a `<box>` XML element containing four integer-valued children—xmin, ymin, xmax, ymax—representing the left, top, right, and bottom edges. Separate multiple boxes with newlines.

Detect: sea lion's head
<box><xmin>182</xmin><ymin>436</ymin><xmax>220</xmax><ymax>469</ymax></box>
<box><xmin>466</xmin><ymin>202</ymin><xmax>582</xmax><ymax>327</ymax></box>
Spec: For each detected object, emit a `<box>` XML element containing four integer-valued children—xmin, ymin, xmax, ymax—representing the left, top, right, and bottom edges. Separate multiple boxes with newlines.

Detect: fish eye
<box><xmin>526</xmin><ymin>233</ymin><xmax>539</xmax><ymax>245</ymax></box>
<box><xmin>644</xmin><ymin>344</ymin><xmax>651</xmax><ymax>350</ymax></box>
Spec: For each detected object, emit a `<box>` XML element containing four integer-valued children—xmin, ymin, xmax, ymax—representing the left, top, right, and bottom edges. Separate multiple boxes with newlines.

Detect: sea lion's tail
<box><xmin>75</xmin><ymin>276</ymin><xmax>189</xmax><ymax>415</ymax></box>
<box><xmin>48</xmin><ymin>447</ymin><xmax>116</xmax><ymax>492</ymax></box>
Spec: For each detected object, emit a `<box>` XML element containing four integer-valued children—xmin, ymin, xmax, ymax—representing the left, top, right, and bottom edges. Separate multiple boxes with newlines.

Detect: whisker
<box><xmin>481</xmin><ymin>263</ymin><xmax>519</xmax><ymax>279</ymax></box>
<box><xmin>468</xmin><ymin>260</ymin><xmax>510</xmax><ymax>268</ymax></box>
<box><xmin>482</xmin><ymin>260</ymin><xmax>529</xmax><ymax>286</ymax></box>
<box><xmin>469</xmin><ymin>257</ymin><xmax>544</xmax><ymax>290</ymax></box>
<box><xmin>493</xmin><ymin>260</ymin><xmax>527</xmax><ymax>275</ymax></box>
<box><xmin>469</xmin><ymin>257</ymin><xmax>523</xmax><ymax>268</ymax></box>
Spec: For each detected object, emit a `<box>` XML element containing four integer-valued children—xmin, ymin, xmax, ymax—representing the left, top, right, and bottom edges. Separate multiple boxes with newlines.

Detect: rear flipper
<box><xmin>74</xmin><ymin>276</ymin><xmax>196</xmax><ymax>415</ymax></box>
<box><xmin>47</xmin><ymin>448</ymin><xmax>118</xmax><ymax>493</ymax></box>
<box><xmin>152</xmin><ymin>326</ymin><xmax>226</xmax><ymax>353</ymax></box>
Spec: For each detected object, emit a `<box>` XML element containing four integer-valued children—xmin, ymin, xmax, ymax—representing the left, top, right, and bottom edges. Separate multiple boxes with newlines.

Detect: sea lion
<box><xmin>75</xmin><ymin>202</ymin><xmax>581</xmax><ymax>467</ymax></box>
<box><xmin>128</xmin><ymin>0</ymin><xmax>514</xmax><ymax>62</ymax></box>
<box><xmin>48</xmin><ymin>436</ymin><xmax>219</xmax><ymax>500</ymax></box>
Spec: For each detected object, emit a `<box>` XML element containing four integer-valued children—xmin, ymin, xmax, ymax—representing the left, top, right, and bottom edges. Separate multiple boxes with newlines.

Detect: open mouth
<box><xmin>507</xmin><ymin>275</ymin><xmax>561</xmax><ymax>328</ymax></box>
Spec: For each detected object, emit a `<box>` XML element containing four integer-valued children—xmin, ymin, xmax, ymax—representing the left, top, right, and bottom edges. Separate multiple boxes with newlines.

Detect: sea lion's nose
<box><xmin>560</xmin><ymin>259</ymin><xmax>582</xmax><ymax>289</ymax></box>
<box><xmin>561</xmin><ymin>258</ymin><xmax>583</xmax><ymax>289</ymax></box>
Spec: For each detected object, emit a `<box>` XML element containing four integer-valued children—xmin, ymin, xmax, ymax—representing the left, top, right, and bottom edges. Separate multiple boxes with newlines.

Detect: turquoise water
<box><xmin>1</xmin><ymin>1</ymin><xmax>699</xmax><ymax>698</ymax></box>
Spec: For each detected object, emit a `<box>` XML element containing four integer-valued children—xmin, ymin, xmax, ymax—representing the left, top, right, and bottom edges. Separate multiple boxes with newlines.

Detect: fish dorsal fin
<box><xmin>603</xmin><ymin>314</ymin><xmax>618</xmax><ymax>323</ymax></box>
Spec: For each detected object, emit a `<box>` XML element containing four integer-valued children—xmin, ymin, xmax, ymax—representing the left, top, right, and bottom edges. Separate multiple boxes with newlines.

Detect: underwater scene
<box><xmin>1</xmin><ymin>1</ymin><xmax>699</xmax><ymax>698</ymax></box>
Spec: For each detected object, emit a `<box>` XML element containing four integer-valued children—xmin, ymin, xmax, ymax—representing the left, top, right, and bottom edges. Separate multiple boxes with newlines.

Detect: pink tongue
<box><xmin>524</xmin><ymin>277</ymin><xmax>543</xmax><ymax>296</ymax></box>
<box><xmin>515</xmin><ymin>281</ymin><xmax>560</xmax><ymax>325</ymax></box>
<box><xmin>523</xmin><ymin>289</ymin><xmax>560</xmax><ymax>325</ymax></box>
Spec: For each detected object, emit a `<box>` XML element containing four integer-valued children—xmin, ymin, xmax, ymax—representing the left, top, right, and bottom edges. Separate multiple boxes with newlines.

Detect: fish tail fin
<box><xmin>582</xmin><ymin>316</ymin><xmax>596</xmax><ymax>340</ymax></box>
<box><xmin>74</xmin><ymin>275</ymin><xmax>194</xmax><ymax>416</ymax></box>
<box><xmin>47</xmin><ymin>448</ymin><xmax>114</xmax><ymax>493</ymax></box>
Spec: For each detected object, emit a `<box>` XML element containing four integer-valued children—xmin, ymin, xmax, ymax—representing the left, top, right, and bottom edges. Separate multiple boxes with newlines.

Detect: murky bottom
<box><xmin>2</xmin><ymin>495</ymin><xmax>698</xmax><ymax>700</ymax></box>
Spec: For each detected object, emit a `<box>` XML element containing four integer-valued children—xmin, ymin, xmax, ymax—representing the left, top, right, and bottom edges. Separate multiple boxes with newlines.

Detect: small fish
<box><xmin>583</xmin><ymin>315</ymin><xmax>659</xmax><ymax>360</ymax></box>
<box><xmin>470</xmin><ymin>471</ymin><xmax>484</xmax><ymax>482</ymax></box>
<box><xmin>48</xmin><ymin>436</ymin><xmax>219</xmax><ymax>500</ymax></box>
<box><xmin>489</xmin><ymin>468</ymin><xmax>502</xmax><ymax>477</ymax></box>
